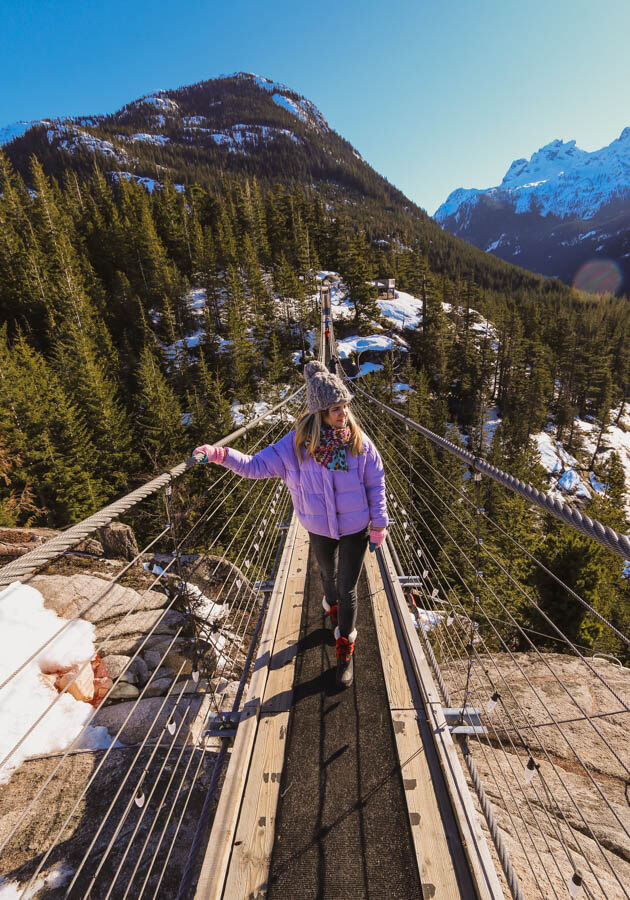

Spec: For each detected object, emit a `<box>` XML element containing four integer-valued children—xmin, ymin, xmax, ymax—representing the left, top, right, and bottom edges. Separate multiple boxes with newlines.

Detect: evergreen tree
<box><xmin>0</xmin><ymin>326</ymin><xmax>105</xmax><ymax>522</ymax></box>
<box><xmin>340</xmin><ymin>234</ymin><xmax>379</xmax><ymax>331</ymax></box>
<box><xmin>136</xmin><ymin>346</ymin><xmax>187</xmax><ymax>468</ymax></box>
<box><xmin>187</xmin><ymin>354</ymin><xmax>233</xmax><ymax>445</ymax></box>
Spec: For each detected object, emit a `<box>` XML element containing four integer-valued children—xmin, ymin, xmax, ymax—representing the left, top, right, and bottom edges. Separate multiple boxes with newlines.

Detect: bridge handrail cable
<box><xmin>352</xmin><ymin>382</ymin><xmax>630</xmax><ymax>560</ymax></box>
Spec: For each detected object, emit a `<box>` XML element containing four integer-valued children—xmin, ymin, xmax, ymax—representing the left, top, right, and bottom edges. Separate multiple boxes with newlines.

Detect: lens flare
<box><xmin>573</xmin><ymin>259</ymin><xmax>623</xmax><ymax>294</ymax></box>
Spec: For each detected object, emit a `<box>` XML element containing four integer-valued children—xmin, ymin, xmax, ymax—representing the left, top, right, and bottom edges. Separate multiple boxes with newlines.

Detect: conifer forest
<box><xmin>1</xmin><ymin>142</ymin><xmax>629</xmax><ymax>662</ymax></box>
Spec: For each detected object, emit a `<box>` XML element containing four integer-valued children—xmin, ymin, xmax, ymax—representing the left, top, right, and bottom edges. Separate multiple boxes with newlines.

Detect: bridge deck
<box><xmin>194</xmin><ymin>518</ymin><xmax>500</xmax><ymax>899</ymax></box>
<box><xmin>266</xmin><ymin>545</ymin><xmax>422</xmax><ymax>898</ymax></box>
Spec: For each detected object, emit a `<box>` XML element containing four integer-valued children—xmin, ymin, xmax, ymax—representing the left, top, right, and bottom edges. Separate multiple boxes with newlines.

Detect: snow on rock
<box><xmin>558</xmin><ymin>468</ymin><xmax>580</xmax><ymax>492</ymax></box>
<box><xmin>187</xmin><ymin>287</ymin><xmax>207</xmax><ymax>315</ymax></box>
<box><xmin>47</xmin><ymin>125</ymin><xmax>127</xmax><ymax>162</ymax></box>
<box><xmin>272</xmin><ymin>93</ymin><xmax>308</xmax><ymax>121</ymax></box>
<box><xmin>482</xmin><ymin>406</ymin><xmax>502</xmax><ymax>448</ymax></box>
<box><xmin>208</xmin><ymin>125</ymin><xmax>300</xmax><ymax>152</ymax></box>
<box><xmin>575</xmin><ymin>411</ymin><xmax>630</xmax><ymax>518</ymax></box>
<box><xmin>589</xmin><ymin>472</ymin><xmax>608</xmax><ymax>493</ymax></box>
<box><xmin>0</xmin><ymin>862</ymin><xmax>74</xmax><ymax>898</ymax></box>
<box><xmin>356</xmin><ymin>362</ymin><xmax>384</xmax><ymax>377</ymax></box>
<box><xmin>0</xmin><ymin>583</ymin><xmax>113</xmax><ymax>784</ymax></box>
<box><xmin>532</xmin><ymin>431</ymin><xmax>578</xmax><ymax>474</ymax></box>
<box><xmin>393</xmin><ymin>382</ymin><xmax>414</xmax><ymax>403</ymax></box>
<box><xmin>185</xmin><ymin>583</ymin><xmax>229</xmax><ymax>624</ymax></box>
<box><xmin>128</xmin><ymin>133</ymin><xmax>169</xmax><ymax>146</ymax></box>
<box><xmin>136</xmin><ymin>93</ymin><xmax>179</xmax><ymax>113</ymax></box>
<box><xmin>533</xmin><ymin>433</ymin><xmax>563</xmax><ymax>474</ymax></box>
<box><xmin>531</xmin><ymin>411</ymin><xmax>630</xmax><ymax>512</ymax></box>
<box><xmin>110</xmin><ymin>171</ymin><xmax>160</xmax><ymax>192</ymax></box>
<box><xmin>109</xmin><ymin>172</ymin><xmax>184</xmax><ymax>193</ymax></box>
<box><xmin>377</xmin><ymin>290</ymin><xmax>423</xmax><ymax>329</ymax></box>
<box><xmin>0</xmin><ymin>119</ymin><xmax>52</xmax><ymax>146</ymax></box>
<box><xmin>230</xmin><ymin>400</ymin><xmax>274</xmax><ymax>426</ymax></box>
<box><xmin>337</xmin><ymin>334</ymin><xmax>409</xmax><ymax>358</ymax></box>
<box><xmin>575</xmin><ymin>481</ymin><xmax>592</xmax><ymax>499</ymax></box>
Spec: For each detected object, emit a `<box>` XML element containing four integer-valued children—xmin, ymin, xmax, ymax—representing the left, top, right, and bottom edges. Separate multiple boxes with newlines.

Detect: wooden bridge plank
<box><xmin>194</xmin><ymin>514</ymin><xmax>300</xmax><ymax>900</ymax></box>
<box><xmin>364</xmin><ymin>548</ymin><xmax>468</xmax><ymax>899</ymax></box>
<box><xmin>377</xmin><ymin>542</ymin><xmax>505</xmax><ymax>900</ymax></box>
<box><xmin>221</xmin><ymin>525</ymin><xmax>309</xmax><ymax>899</ymax></box>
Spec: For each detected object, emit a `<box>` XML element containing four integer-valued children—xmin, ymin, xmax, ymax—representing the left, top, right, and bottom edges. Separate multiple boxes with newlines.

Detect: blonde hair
<box><xmin>294</xmin><ymin>405</ymin><xmax>363</xmax><ymax>462</ymax></box>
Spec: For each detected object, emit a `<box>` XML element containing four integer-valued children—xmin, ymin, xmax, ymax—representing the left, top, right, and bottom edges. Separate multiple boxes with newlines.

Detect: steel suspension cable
<box><xmin>15</xmin><ymin>450</ymin><xmax>290</xmax><ymax>890</ymax></box>
<box><xmin>353</xmin><ymin>396</ymin><xmax>628</xmax><ymax>897</ymax></box>
<box><xmin>359</xmin><ymin>394</ymin><xmax>630</xmax><ymax>717</ymax></box>
<box><xmin>59</xmin><ymin>475</ymin><xmax>289</xmax><ymax>895</ymax></box>
<box><xmin>128</xmin><ymin>494</ymin><xmax>294</xmax><ymax>900</ymax></box>
<box><xmin>353</xmin><ymin>383</ymin><xmax>630</xmax><ymax>559</ymax></box>
<box><xmin>354</xmin><ymin>400</ymin><xmax>590</xmax><ymax>896</ymax></box>
<box><xmin>363</xmin><ymin>391</ymin><xmax>630</xmax><ymax>653</ymax></box>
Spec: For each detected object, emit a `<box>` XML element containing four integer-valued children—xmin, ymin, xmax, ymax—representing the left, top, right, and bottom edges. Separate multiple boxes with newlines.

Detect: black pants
<box><xmin>308</xmin><ymin>527</ymin><xmax>369</xmax><ymax>637</ymax></box>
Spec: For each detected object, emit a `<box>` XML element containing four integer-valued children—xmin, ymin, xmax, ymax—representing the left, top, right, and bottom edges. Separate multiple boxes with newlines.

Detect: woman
<box><xmin>194</xmin><ymin>361</ymin><xmax>388</xmax><ymax>688</ymax></box>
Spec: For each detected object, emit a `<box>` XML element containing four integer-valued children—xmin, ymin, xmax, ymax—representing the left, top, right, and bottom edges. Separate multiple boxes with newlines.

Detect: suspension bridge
<box><xmin>0</xmin><ymin>296</ymin><xmax>628</xmax><ymax>899</ymax></box>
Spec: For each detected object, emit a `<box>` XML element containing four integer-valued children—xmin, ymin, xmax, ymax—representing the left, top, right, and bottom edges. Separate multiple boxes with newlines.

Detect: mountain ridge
<box><xmin>435</xmin><ymin>129</ymin><xmax>630</xmax><ymax>291</ymax></box>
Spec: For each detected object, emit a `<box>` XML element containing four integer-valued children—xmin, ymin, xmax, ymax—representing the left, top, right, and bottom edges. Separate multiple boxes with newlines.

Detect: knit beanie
<box><xmin>303</xmin><ymin>361</ymin><xmax>354</xmax><ymax>413</ymax></box>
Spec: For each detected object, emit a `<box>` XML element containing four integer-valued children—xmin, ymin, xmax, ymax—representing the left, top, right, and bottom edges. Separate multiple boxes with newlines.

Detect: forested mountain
<box><xmin>0</xmin><ymin>72</ymin><xmax>582</xmax><ymax>296</ymax></box>
<box><xmin>435</xmin><ymin>131</ymin><xmax>630</xmax><ymax>291</ymax></box>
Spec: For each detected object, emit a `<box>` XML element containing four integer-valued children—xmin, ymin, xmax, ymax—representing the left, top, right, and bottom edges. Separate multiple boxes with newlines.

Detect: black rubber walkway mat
<box><xmin>267</xmin><ymin>545</ymin><xmax>422</xmax><ymax>899</ymax></box>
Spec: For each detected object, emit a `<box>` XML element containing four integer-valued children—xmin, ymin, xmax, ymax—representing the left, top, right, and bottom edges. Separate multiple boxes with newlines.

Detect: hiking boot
<box><xmin>335</xmin><ymin>627</ymin><xmax>356</xmax><ymax>688</ymax></box>
<box><xmin>322</xmin><ymin>596</ymin><xmax>338</xmax><ymax>627</ymax></box>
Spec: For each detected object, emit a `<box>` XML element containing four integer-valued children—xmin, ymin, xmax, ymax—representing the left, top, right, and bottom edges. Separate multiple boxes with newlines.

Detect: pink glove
<box><xmin>193</xmin><ymin>444</ymin><xmax>226</xmax><ymax>464</ymax></box>
<box><xmin>369</xmin><ymin>528</ymin><xmax>387</xmax><ymax>552</ymax></box>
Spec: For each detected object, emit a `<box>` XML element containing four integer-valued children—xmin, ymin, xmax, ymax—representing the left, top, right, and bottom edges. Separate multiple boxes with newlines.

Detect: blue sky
<box><xmin>2</xmin><ymin>0</ymin><xmax>630</xmax><ymax>214</ymax></box>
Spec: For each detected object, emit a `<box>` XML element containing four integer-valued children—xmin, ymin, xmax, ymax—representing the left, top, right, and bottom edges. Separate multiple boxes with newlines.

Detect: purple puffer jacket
<box><xmin>220</xmin><ymin>430</ymin><xmax>388</xmax><ymax>540</ymax></box>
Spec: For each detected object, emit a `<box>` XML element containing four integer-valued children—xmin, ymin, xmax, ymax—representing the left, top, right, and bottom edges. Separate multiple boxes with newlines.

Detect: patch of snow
<box><xmin>187</xmin><ymin>287</ymin><xmax>207</xmax><ymax>314</ymax></box>
<box><xmin>238</xmin><ymin>73</ymin><xmax>291</xmax><ymax>93</ymax></box>
<box><xmin>575</xmin><ymin>481</ymin><xmax>591</xmax><ymax>499</ymax></box>
<box><xmin>129</xmin><ymin>133</ymin><xmax>169</xmax><ymax>146</ymax></box>
<box><xmin>358</xmin><ymin>362</ymin><xmax>384</xmax><ymax>376</ymax></box>
<box><xmin>230</xmin><ymin>394</ymin><xmax>293</xmax><ymax>426</ymax></box>
<box><xmin>48</xmin><ymin>125</ymin><xmax>127</xmax><ymax>162</ymax></box>
<box><xmin>110</xmin><ymin>172</ymin><xmax>183</xmax><ymax>193</ymax></box>
<box><xmin>183</xmin><ymin>583</ymin><xmax>229</xmax><ymax>624</ymax></box>
<box><xmin>575</xmin><ymin>412</ymin><xmax>630</xmax><ymax>518</ymax></box>
<box><xmin>589</xmin><ymin>472</ymin><xmax>608</xmax><ymax>493</ymax></box>
<box><xmin>533</xmin><ymin>432</ymin><xmax>563</xmax><ymax>473</ymax></box>
<box><xmin>558</xmin><ymin>468</ymin><xmax>580</xmax><ymax>492</ymax></box>
<box><xmin>0</xmin><ymin>119</ymin><xmax>50</xmax><ymax>146</ymax></box>
<box><xmin>0</xmin><ymin>862</ymin><xmax>73</xmax><ymax>898</ymax></box>
<box><xmin>272</xmin><ymin>93</ymin><xmax>308</xmax><ymax>122</ymax></box>
<box><xmin>377</xmin><ymin>290</ymin><xmax>423</xmax><ymax>329</ymax></box>
<box><xmin>415</xmin><ymin>609</ymin><xmax>443</xmax><ymax>631</ymax></box>
<box><xmin>482</xmin><ymin>406</ymin><xmax>502</xmax><ymax>448</ymax></box>
<box><xmin>0</xmin><ymin>583</ymin><xmax>114</xmax><ymax>784</ymax></box>
<box><xmin>139</xmin><ymin>93</ymin><xmax>179</xmax><ymax>112</ymax></box>
<box><xmin>336</xmin><ymin>334</ymin><xmax>409</xmax><ymax>358</ymax></box>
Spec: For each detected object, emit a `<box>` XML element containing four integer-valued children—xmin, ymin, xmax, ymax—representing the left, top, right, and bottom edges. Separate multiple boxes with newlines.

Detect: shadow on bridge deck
<box><xmin>267</xmin><ymin>545</ymin><xmax>422</xmax><ymax>898</ymax></box>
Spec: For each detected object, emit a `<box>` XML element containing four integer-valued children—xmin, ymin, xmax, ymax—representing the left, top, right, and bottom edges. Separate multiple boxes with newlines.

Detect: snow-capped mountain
<box><xmin>434</xmin><ymin>130</ymin><xmax>630</xmax><ymax>292</ymax></box>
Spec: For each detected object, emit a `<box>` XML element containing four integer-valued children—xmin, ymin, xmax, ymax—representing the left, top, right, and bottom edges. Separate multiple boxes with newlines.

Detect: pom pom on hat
<box><xmin>303</xmin><ymin>360</ymin><xmax>353</xmax><ymax>413</ymax></box>
<box><xmin>303</xmin><ymin>361</ymin><xmax>329</xmax><ymax>379</ymax></box>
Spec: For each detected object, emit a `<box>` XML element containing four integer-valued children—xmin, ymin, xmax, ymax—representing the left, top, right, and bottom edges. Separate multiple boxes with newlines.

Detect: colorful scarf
<box><xmin>309</xmin><ymin>425</ymin><xmax>351</xmax><ymax>471</ymax></box>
